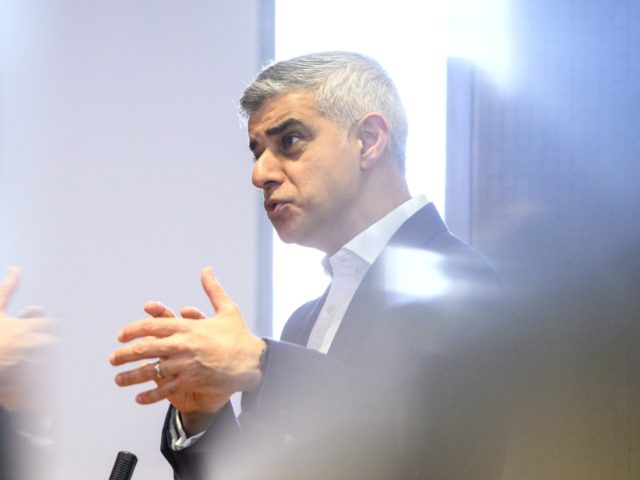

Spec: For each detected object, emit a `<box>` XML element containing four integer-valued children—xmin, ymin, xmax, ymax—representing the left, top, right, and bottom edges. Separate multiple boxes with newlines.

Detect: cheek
<box><xmin>327</xmin><ymin>161</ymin><xmax>360</xmax><ymax>195</ymax></box>
<box><xmin>296</xmin><ymin>149</ymin><xmax>359</xmax><ymax>204</ymax></box>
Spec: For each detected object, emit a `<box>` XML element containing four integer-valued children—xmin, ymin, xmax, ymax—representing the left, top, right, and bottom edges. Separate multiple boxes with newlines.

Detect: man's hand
<box><xmin>0</xmin><ymin>267</ymin><xmax>55</xmax><ymax>410</ymax></box>
<box><xmin>109</xmin><ymin>267</ymin><xmax>266</xmax><ymax>424</ymax></box>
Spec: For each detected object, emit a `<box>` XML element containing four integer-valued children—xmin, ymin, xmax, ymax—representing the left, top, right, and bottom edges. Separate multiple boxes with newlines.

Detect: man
<box><xmin>110</xmin><ymin>51</ymin><xmax>510</xmax><ymax>479</ymax></box>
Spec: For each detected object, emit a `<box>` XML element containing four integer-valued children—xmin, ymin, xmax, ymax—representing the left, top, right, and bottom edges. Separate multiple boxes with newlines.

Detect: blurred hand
<box><xmin>0</xmin><ymin>267</ymin><xmax>55</xmax><ymax>410</ymax></box>
<box><xmin>110</xmin><ymin>267</ymin><xmax>265</xmax><ymax>420</ymax></box>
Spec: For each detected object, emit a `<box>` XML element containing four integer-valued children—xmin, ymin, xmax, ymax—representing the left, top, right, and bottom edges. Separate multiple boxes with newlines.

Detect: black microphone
<box><xmin>108</xmin><ymin>451</ymin><xmax>138</xmax><ymax>480</ymax></box>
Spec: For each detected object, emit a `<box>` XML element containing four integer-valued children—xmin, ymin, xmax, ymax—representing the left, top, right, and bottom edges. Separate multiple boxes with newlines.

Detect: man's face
<box><xmin>249</xmin><ymin>92</ymin><xmax>363</xmax><ymax>254</ymax></box>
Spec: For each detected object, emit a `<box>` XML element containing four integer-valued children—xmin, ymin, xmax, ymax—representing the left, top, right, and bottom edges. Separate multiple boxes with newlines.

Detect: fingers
<box><xmin>115</xmin><ymin>361</ymin><xmax>172</xmax><ymax>388</ymax></box>
<box><xmin>116</xmin><ymin>316</ymin><xmax>186</xmax><ymax>343</ymax></box>
<box><xmin>13</xmin><ymin>331</ymin><xmax>57</xmax><ymax>350</ymax></box>
<box><xmin>2</xmin><ymin>315</ymin><xmax>49</xmax><ymax>330</ymax></box>
<box><xmin>0</xmin><ymin>316</ymin><xmax>53</xmax><ymax>345</ymax></box>
<box><xmin>201</xmin><ymin>267</ymin><xmax>236</xmax><ymax>315</ymax></box>
<box><xmin>143</xmin><ymin>301</ymin><xmax>176</xmax><ymax>318</ymax></box>
<box><xmin>0</xmin><ymin>266</ymin><xmax>20</xmax><ymax>313</ymax></box>
<box><xmin>113</xmin><ymin>299</ymin><xmax>203</xmax><ymax>368</ymax></box>
<box><xmin>18</xmin><ymin>306</ymin><xmax>47</xmax><ymax>318</ymax></box>
<box><xmin>134</xmin><ymin>377</ymin><xmax>182</xmax><ymax>405</ymax></box>
<box><xmin>180</xmin><ymin>306</ymin><xmax>206</xmax><ymax>319</ymax></box>
<box><xmin>109</xmin><ymin>336</ymin><xmax>179</xmax><ymax>365</ymax></box>
<box><xmin>114</xmin><ymin>361</ymin><xmax>183</xmax><ymax>406</ymax></box>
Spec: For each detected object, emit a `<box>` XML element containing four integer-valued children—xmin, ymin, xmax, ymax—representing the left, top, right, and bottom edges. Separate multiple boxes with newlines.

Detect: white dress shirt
<box><xmin>306</xmin><ymin>195</ymin><xmax>429</xmax><ymax>353</ymax></box>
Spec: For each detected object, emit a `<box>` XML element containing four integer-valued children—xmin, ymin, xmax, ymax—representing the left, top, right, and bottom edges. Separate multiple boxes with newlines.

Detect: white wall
<box><xmin>0</xmin><ymin>1</ymin><xmax>262</xmax><ymax>478</ymax></box>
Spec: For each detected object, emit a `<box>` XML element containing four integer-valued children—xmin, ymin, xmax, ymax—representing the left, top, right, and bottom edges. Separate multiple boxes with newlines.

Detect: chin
<box><xmin>274</xmin><ymin>225</ymin><xmax>315</xmax><ymax>249</ymax></box>
<box><xmin>273</xmin><ymin>225</ymin><xmax>299</xmax><ymax>245</ymax></box>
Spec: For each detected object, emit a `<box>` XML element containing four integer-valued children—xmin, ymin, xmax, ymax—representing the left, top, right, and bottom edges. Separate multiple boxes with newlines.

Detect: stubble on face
<box><xmin>249</xmin><ymin>93</ymin><xmax>364</xmax><ymax>254</ymax></box>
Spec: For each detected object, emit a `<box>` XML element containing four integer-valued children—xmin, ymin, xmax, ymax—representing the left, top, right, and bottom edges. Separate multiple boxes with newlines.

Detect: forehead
<box><xmin>247</xmin><ymin>91</ymin><xmax>321</xmax><ymax>135</ymax></box>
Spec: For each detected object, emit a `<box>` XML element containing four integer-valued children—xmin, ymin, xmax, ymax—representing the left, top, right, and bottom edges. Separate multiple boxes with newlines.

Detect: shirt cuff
<box><xmin>169</xmin><ymin>408</ymin><xmax>206</xmax><ymax>451</ymax></box>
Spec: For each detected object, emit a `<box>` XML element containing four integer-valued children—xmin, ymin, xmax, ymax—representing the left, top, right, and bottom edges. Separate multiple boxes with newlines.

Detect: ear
<box><xmin>356</xmin><ymin>113</ymin><xmax>390</xmax><ymax>170</ymax></box>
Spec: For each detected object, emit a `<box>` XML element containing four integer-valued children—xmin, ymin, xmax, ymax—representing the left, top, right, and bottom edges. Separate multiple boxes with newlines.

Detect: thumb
<box><xmin>0</xmin><ymin>266</ymin><xmax>20</xmax><ymax>314</ymax></box>
<box><xmin>201</xmin><ymin>267</ymin><xmax>235</xmax><ymax>315</ymax></box>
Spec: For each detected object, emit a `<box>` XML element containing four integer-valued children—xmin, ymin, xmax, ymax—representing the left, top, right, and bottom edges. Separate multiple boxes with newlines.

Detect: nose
<box><xmin>251</xmin><ymin>149</ymin><xmax>283</xmax><ymax>190</ymax></box>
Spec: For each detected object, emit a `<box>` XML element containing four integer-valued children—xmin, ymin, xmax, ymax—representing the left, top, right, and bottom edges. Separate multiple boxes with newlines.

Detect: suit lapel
<box><xmin>327</xmin><ymin>203</ymin><xmax>448</xmax><ymax>362</ymax></box>
<box><xmin>290</xmin><ymin>287</ymin><xmax>330</xmax><ymax>346</ymax></box>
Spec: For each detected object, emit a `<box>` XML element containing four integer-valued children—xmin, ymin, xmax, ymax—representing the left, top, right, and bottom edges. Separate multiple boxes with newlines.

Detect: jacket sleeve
<box><xmin>160</xmin><ymin>402</ymin><xmax>240</xmax><ymax>480</ymax></box>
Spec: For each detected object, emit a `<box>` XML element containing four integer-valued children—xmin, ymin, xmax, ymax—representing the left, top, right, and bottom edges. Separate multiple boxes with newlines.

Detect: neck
<box><xmin>321</xmin><ymin>170</ymin><xmax>411</xmax><ymax>256</ymax></box>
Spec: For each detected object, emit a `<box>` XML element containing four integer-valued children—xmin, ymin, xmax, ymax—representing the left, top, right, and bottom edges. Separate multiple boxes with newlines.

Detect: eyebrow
<box><xmin>249</xmin><ymin>118</ymin><xmax>308</xmax><ymax>153</ymax></box>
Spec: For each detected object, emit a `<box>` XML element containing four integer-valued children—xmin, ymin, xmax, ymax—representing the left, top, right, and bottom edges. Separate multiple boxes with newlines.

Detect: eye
<box><xmin>282</xmin><ymin>133</ymin><xmax>302</xmax><ymax>149</ymax></box>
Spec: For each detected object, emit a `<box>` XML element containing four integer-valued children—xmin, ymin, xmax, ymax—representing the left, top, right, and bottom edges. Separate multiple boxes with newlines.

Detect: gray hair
<box><xmin>240</xmin><ymin>51</ymin><xmax>408</xmax><ymax>168</ymax></box>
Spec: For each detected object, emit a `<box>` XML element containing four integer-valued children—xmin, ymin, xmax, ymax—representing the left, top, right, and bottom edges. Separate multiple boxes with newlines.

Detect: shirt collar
<box><xmin>322</xmin><ymin>195</ymin><xmax>429</xmax><ymax>276</ymax></box>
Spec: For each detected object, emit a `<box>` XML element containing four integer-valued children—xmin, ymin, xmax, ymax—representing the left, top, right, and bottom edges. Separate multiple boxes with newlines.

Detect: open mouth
<box><xmin>265</xmin><ymin>200</ymin><xmax>278</xmax><ymax>212</ymax></box>
<box><xmin>265</xmin><ymin>199</ymin><xmax>287</xmax><ymax>219</ymax></box>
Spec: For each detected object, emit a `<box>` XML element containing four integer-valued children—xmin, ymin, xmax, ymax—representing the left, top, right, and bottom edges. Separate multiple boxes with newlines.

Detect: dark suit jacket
<box><xmin>162</xmin><ymin>204</ymin><xmax>512</xmax><ymax>480</ymax></box>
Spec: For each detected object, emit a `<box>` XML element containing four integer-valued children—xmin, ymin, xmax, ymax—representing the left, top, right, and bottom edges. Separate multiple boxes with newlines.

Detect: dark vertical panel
<box><xmin>255</xmin><ymin>0</ymin><xmax>275</xmax><ymax>337</ymax></box>
<box><xmin>445</xmin><ymin>58</ymin><xmax>475</xmax><ymax>244</ymax></box>
<box><xmin>449</xmin><ymin>1</ymin><xmax>640</xmax><ymax>479</ymax></box>
<box><xmin>259</xmin><ymin>0</ymin><xmax>275</xmax><ymax>63</ymax></box>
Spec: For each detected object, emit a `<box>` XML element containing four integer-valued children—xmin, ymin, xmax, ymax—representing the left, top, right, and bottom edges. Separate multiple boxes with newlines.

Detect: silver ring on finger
<box><xmin>153</xmin><ymin>360</ymin><xmax>165</xmax><ymax>380</ymax></box>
